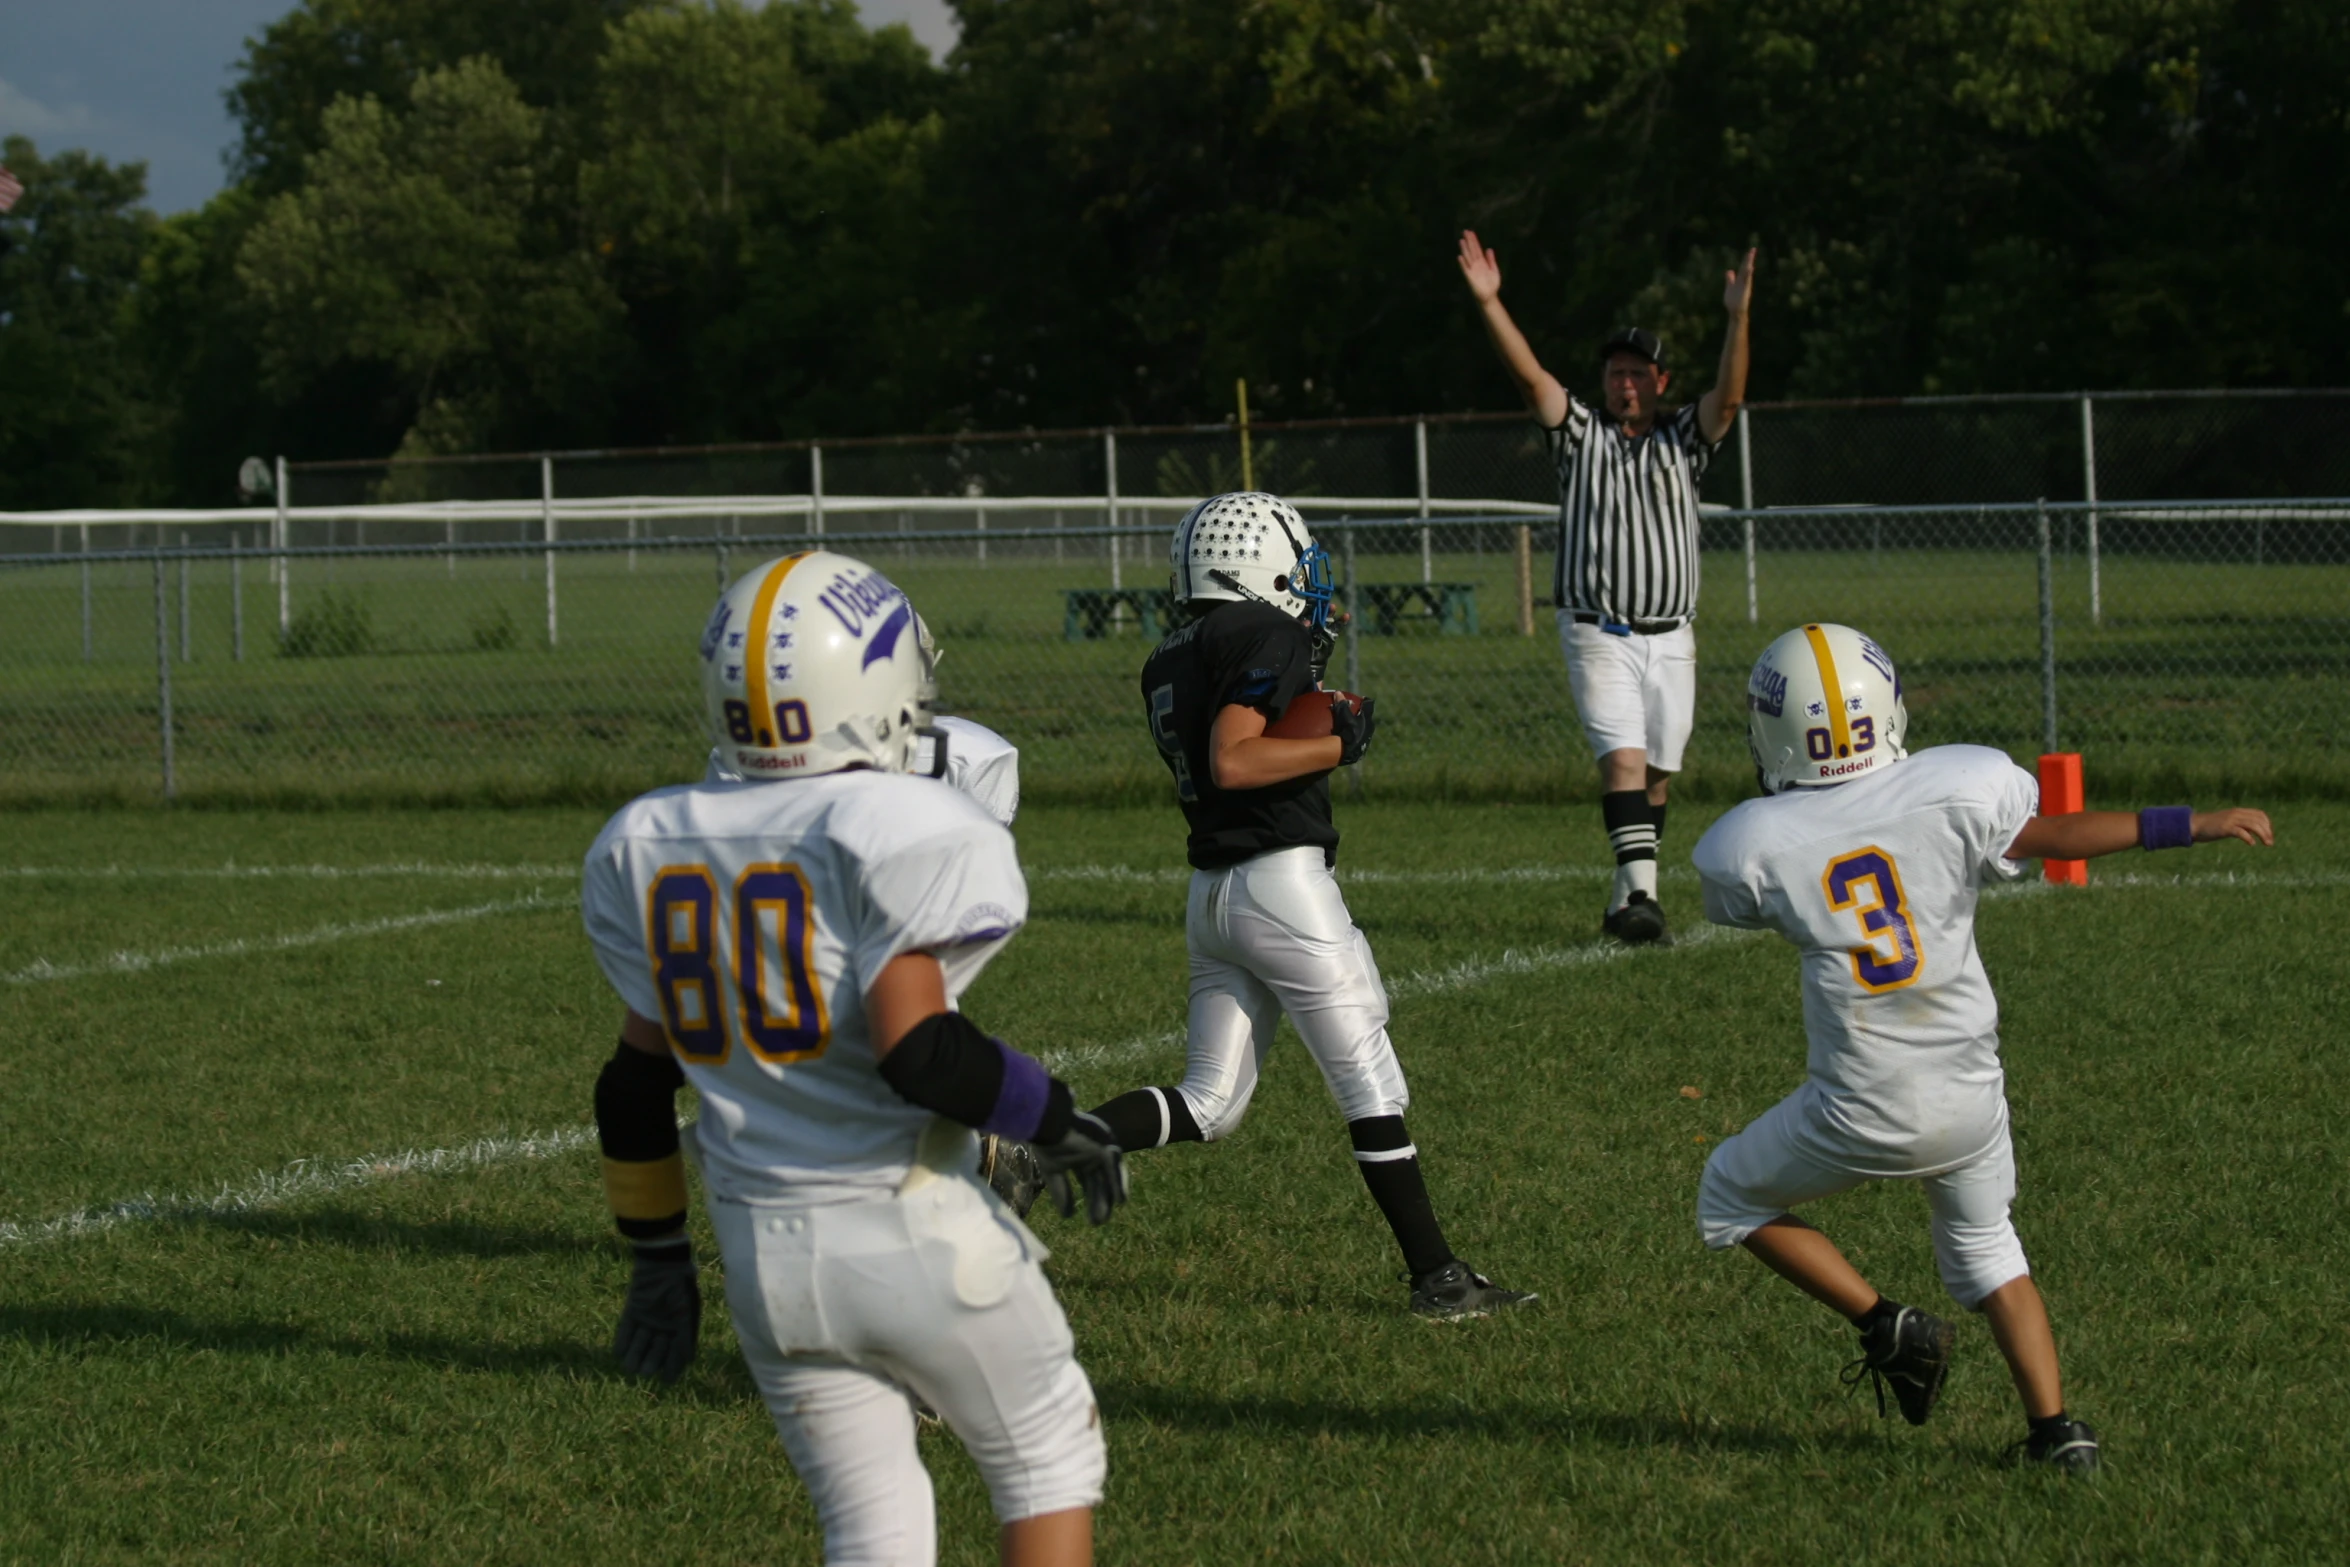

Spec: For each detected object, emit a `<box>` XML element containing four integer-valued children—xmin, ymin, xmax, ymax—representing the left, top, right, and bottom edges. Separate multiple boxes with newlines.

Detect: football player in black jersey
<box><xmin>1080</xmin><ymin>491</ymin><xmax>1533</xmax><ymax>1318</ymax></box>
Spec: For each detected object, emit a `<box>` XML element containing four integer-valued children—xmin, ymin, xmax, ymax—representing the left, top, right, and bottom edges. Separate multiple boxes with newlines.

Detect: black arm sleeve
<box><xmin>595</xmin><ymin>1042</ymin><xmax>686</xmax><ymax>1162</ymax></box>
<box><xmin>878</xmin><ymin>1010</ymin><xmax>1075</xmax><ymax>1144</ymax></box>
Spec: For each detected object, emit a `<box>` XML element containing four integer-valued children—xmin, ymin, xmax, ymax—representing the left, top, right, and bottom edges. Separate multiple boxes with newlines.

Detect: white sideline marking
<box><xmin>2</xmin><ymin>858</ymin><xmax>2328</xmax><ymax>1246</ymax></box>
<box><xmin>1</xmin><ymin>890</ymin><xmax>571</xmax><ymax>986</ymax></box>
<box><xmin>1034</xmin><ymin>863</ymin><xmax>1632</xmax><ymax>886</ymax></box>
<box><xmin>1033</xmin><ymin>924</ymin><xmax>1758</xmax><ymax>1075</ymax></box>
<box><xmin>0</xmin><ymin>862</ymin><xmax>576</xmax><ymax>882</ymax></box>
<box><xmin>0</xmin><ymin>1127</ymin><xmax>597</xmax><ymax>1251</ymax></box>
<box><xmin>1980</xmin><ymin>866</ymin><xmax>2350</xmax><ymax>899</ymax></box>
<box><xmin>14</xmin><ymin>859</ymin><xmax>2332</xmax><ymax>892</ymax></box>
<box><xmin>0</xmin><ymin>925</ymin><xmax>1746</xmax><ymax>1249</ymax></box>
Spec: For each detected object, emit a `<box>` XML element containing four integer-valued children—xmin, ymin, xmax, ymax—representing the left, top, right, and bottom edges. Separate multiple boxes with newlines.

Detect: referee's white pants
<box><xmin>1695</xmin><ymin>1085</ymin><xmax>2030</xmax><ymax>1310</ymax></box>
<box><xmin>1178</xmin><ymin>846</ymin><xmax>1411</xmax><ymax>1140</ymax></box>
<box><xmin>710</xmin><ymin>1176</ymin><xmax>1106</xmax><ymax>1565</ymax></box>
<box><xmin>1557</xmin><ymin>615</ymin><xmax>1697</xmax><ymax>770</ymax></box>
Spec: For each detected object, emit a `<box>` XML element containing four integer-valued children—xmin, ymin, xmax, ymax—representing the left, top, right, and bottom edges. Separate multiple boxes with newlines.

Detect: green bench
<box><xmin>1064</xmin><ymin>587</ymin><xmax>1175</xmax><ymax>641</ymax></box>
<box><xmin>1356</xmin><ymin>581</ymin><xmax>1479</xmax><ymax>635</ymax></box>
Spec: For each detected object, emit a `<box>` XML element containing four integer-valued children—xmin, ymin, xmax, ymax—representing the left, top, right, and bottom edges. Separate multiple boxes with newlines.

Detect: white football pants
<box><xmin>1177</xmin><ymin>845</ymin><xmax>1411</xmax><ymax>1140</ymax></box>
<box><xmin>710</xmin><ymin>1175</ymin><xmax>1106</xmax><ymax>1566</ymax></box>
<box><xmin>1696</xmin><ymin>1084</ymin><xmax>2031</xmax><ymax>1310</ymax></box>
<box><xmin>1558</xmin><ymin>615</ymin><xmax>1697</xmax><ymax>770</ymax></box>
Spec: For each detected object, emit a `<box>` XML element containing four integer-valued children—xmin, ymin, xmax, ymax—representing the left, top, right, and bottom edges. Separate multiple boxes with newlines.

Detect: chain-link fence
<box><xmin>205</xmin><ymin>385</ymin><xmax>2350</xmax><ymax>517</ymax></box>
<box><xmin>1</xmin><ymin>499</ymin><xmax>2342</xmax><ymax>807</ymax></box>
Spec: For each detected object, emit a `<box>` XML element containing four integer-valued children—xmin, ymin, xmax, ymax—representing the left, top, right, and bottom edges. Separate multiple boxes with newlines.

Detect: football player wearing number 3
<box><xmin>1693</xmin><ymin>623</ymin><xmax>2273</xmax><ymax>1474</ymax></box>
<box><xmin>582</xmin><ymin>551</ymin><xmax>1125</xmax><ymax>1567</ymax></box>
<box><xmin>1079</xmin><ymin>492</ymin><xmax>1532</xmax><ymax>1319</ymax></box>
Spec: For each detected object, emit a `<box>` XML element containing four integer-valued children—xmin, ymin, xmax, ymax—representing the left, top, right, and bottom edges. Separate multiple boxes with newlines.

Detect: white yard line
<box><xmin>0</xmin><ymin>862</ymin><xmax>577</xmax><ymax>881</ymax></box>
<box><xmin>0</xmin><ymin>1127</ymin><xmax>597</xmax><ymax>1250</ymax></box>
<box><xmin>1</xmin><ymin>890</ymin><xmax>573</xmax><ymax>986</ymax></box>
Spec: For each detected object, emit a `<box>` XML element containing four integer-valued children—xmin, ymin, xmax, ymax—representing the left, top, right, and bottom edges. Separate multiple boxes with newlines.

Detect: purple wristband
<box><xmin>2139</xmin><ymin>806</ymin><xmax>2194</xmax><ymax>851</ymax></box>
<box><xmin>982</xmin><ymin>1040</ymin><xmax>1052</xmax><ymax>1141</ymax></box>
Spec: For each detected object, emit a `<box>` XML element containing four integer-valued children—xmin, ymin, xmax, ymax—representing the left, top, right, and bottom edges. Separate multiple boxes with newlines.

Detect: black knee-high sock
<box><xmin>1087</xmin><ymin>1086</ymin><xmax>1202</xmax><ymax>1152</ymax></box>
<box><xmin>1349</xmin><ymin>1115</ymin><xmax>1453</xmax><ymax>1278</ymax></box>
<box><xmin>1602</xmin><ymin>789</ymin><xmax>1656</xmax><ymax>871</ymax></box>
<box><xmin>1648</xmin><ymin>797</ymin><xmax>1668</xmax><ymax>850</ymax></box>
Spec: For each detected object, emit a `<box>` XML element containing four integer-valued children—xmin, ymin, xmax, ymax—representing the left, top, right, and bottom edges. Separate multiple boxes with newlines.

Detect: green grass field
<box><xmin>2</xmin><ymin>795</ymin><xmax>2343</xmax><ymax>1564</ymax></box>
<box><xmin>3</xmin><ymin>535</ymin><xmax>2345</xmax><ymax>807</ymax></box>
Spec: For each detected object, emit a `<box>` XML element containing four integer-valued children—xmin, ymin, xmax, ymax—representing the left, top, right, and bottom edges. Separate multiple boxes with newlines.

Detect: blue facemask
<box><xmin>1292</xmin><ymin>539</ymin><xmax>1337</xmax><ymax>634</ymax></box>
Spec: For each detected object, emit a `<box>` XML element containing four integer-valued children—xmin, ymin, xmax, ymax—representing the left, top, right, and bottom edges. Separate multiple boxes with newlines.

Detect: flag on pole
<box><xmin>0</xmin><ymin>165</ymin><xmax>22</xmax><ymax>214</ymax></box>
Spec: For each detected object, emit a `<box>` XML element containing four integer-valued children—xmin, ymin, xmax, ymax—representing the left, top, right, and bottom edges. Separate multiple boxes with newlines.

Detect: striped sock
<box><xmin>1349</xmin><ymin>1115</ymin><xmax>1452</xmax><ymax>1278</ymax></box>
<box><xmin>1602</xmin><ymin>790</ymin><xmax>1656</xmax><ymax>910</ymax></box>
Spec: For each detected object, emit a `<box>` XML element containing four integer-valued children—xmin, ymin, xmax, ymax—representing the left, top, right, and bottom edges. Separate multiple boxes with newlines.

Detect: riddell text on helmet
<box><xmin>1815</xmin><ymin>757</ymin><xmax>1880</xmax><ymax>778</ymax></box>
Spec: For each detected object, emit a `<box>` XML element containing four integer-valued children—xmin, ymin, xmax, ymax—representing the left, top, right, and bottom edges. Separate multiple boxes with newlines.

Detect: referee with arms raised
<box><xmin>1458</xmin><ymin>232</ymin><xmax>1755</xmax><ymax>943</ymax></box>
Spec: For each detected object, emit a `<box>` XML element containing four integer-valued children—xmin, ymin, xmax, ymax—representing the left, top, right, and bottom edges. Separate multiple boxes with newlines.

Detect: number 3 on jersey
<box><xmin>1822</xmin><ymin>847</ymin><xmax>1924</xmax><ymax>992</ymax></box>
<box><xmin>647</xmin><ymin>865</ymin><xmax>829</xmax><ymax>1063</ymax></box>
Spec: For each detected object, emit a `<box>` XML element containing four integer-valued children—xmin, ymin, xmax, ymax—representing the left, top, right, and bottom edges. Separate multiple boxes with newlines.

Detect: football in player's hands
<box><xmin>1267</xmin><ymin>688</ymin><xmax>1368</xmax><ymax>739</ymax></box>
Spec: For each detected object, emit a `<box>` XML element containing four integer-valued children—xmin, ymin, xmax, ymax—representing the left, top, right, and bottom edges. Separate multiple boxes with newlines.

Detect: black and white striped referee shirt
<box><xmin>1543</xmin><ymin>396</ymin><xmax>1716</xmax><ymax>622</ymax></box>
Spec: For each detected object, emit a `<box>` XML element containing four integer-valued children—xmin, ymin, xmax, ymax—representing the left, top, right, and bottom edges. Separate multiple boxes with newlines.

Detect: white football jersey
<box><xmin>927</xmin><ymin>716</ymin><xmax>1021</xmax><ymax>827</ymax></box>
<box><xmin>583</xmin><ymin>771</ymin><xmax>1026</xmax><ymax>1197</ymax></box>
<box><xmin>1692</xmin><ymin>745</ymin><xmax>2038</xmax><ymax>1173</ymax></box>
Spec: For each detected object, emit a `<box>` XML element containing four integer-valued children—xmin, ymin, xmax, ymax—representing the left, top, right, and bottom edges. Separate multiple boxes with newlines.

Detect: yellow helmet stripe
<box><xmin>744</xmin><ymin>553</ymin><xmax>813</xmax><ymax>746</ymax></box>
<box><xmin>1800</xmin><ymin>623</ymin><xmax>1854</xmax><ymax>759</ymax></box>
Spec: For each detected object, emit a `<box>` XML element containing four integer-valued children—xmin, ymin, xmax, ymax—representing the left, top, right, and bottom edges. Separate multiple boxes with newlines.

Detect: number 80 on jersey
<box><xmin>646</xmin><ymin>864</ymin><xmax>830</xmax><ymax>1064</ymax></box>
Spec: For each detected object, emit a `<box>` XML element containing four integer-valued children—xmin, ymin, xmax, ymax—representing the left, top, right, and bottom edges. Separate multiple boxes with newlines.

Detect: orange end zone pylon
<box><xmin>2037</xmin><ymin>752</ymin><xmax>2088</xmax><ymax>885</ymax></box>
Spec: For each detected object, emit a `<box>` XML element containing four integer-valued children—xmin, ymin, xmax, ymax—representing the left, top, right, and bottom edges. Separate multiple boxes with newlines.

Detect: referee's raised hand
<box><xmin>1458</xmin><ymin>229</ymin><xmax>1566</xmax><ymax>426</ymax></box>
<box><xmin>1457</xmin><ymin>229</ymin><xmax>1503</xmax><ymax>304</ymax></box>
<box><xmin>1723</xmin><ymin>247</ymin><xmax>1758</xmax><ymax>316</ymax></box>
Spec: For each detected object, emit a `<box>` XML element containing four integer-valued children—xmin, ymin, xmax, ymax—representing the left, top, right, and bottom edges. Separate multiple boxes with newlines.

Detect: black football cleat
<box><xmin>1841</xmin><ymin>1304</ymin><xmax>1957</xmax><ymax>1426</ymax></box>
<box><xmin>1602</xmin><ymin>891</ymin><xmax>1671</xmax><ymax>946</ymax></box>
<box><xmin>979</xmin><ymin>1134</ymin><xmax>1046</xmax><ymax>1219</ymax></box>
<box><xmin>2012</xmin><ymin>1417</ymin><xmax>2101</xmax><ymax>1476</ymax></box>
<box><xmin>1408</xmin><ymin>1261</ymin><xmax>1538</xmax><ymax>1321</ymax></box>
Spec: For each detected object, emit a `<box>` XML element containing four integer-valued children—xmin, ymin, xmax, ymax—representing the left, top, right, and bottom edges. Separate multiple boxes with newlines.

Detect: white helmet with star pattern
<box><xmin>698</xmin><ymin>551</ymin><xmax>929</xmax><ymax>780</ymax></box>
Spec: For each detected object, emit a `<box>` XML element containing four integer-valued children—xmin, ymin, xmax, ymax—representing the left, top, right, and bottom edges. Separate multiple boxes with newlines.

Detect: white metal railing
<box><xmin>0</xmin><ymin>493</ymin><xmax>1554</xmax><ymax>528</ymax></box>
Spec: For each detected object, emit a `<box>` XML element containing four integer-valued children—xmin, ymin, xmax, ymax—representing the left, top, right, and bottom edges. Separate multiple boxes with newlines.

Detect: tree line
<box><xmin>3</xmin><ymin>0</ymin><xmax>2343</xmax><ymax>509</ymax></box>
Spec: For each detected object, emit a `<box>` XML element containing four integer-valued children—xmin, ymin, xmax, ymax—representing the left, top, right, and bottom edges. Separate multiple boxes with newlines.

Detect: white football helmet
<box><xmin>699</xmin><ymin>551</ymin><xmax>930</xmax><ymax>780</ymax></box>
<box><xmin>1746</xmin><ymin>622</ymin><xmax>1909</xmax><ymax>793</ymax></box>
<box><xmin>1168</xmin><ymin>491</ymin><xmax>1337</xmax><ymax>633</ymax></box>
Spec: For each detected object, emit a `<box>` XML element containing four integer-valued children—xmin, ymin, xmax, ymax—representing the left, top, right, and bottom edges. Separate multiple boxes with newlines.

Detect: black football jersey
<box><xmin>1140</xmin><ymin>600</ymin><xmax>1339</xmax><ymax>870</ymax></box>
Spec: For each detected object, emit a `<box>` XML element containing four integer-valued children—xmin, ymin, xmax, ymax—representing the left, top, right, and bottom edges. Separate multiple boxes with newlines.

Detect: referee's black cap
<box><xmin>1598</xmin><ymin>326</ymin><xmax>1664</xmax><ymax>367</ymax></box>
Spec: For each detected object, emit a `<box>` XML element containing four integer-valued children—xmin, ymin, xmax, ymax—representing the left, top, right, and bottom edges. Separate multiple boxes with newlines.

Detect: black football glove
<box><xmin>614</xmin><ymin>1237</ymin><xmax>701</xmax><ymax>1384</ymax></box>
<box><xmin>1331</xmin><ymin>694</ymin><xmax>1377</xmax><ymax>766</ymax></box>
<box><xmin>1031</xmin><ymin>1110</ymin><xmax>1129</xmax><ymax>1227</ymax></box>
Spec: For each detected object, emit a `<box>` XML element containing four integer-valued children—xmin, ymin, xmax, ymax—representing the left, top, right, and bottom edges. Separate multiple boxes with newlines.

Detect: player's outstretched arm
<box><xmin>2005</xmin><ymin>806</ymin><xmax>2275</xmax><ymax>863</ymax></box>
<box><xmin>597</xmin><ymin>1012</ymin><xmax>701</xmax><ymax>1384</ymax></box>
<box><xmin>868</xmin><ymin>954</ymin><xmax>1128</xmax><ymax>1225</ymax></box>
<box><xmin>1458</xmin><ymin>229</ymin><xmax>1570</xmax><ymax>428</ymax></box>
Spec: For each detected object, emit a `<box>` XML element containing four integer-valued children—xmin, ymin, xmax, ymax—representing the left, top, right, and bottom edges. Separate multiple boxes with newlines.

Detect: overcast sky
<box><xmin>0</xmin><ymin>0</ymin><xmax>961</xmax><ymax>216</ymax></box>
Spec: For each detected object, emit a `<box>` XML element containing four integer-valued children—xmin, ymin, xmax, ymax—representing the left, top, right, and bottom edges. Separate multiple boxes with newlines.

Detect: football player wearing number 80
<box><xmin>1692</xmin><ymin>622</ymin><xmax>2273</xmax><ymax>1475</ymax></box>
<box><xmin>581</xmin><ymin>549</ymin><xmax>1125</xmax><ymax>1567</ymax></box>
